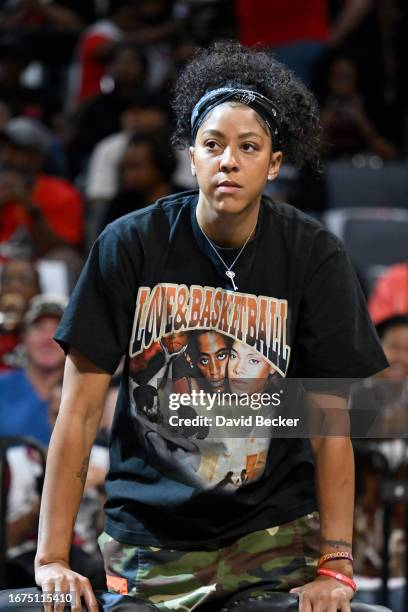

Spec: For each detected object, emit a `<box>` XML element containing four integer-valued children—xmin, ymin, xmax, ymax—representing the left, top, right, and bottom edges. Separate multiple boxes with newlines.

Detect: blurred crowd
<box><xmin>0</xmin><ymin>0</ymin><xmax>407</xmax><ymax>608</ymax></box>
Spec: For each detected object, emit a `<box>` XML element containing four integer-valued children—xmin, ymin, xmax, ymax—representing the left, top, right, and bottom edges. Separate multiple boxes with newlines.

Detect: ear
<box><xmin>267</xmin><ymin>151</ymin><xmax>283</xmax><ymax>181</ymax></box>
<box><xmin>189</xmin><ymin>145</ymin><xmax>196</xmax><ymax>177</ymax></box>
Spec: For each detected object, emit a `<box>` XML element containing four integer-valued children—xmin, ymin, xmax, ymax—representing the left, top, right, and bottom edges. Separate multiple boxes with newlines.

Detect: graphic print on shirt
<box><xmin>128</xmin><ymin>283</ymin><xmax>291</xmax><ymax>493</ymax></box>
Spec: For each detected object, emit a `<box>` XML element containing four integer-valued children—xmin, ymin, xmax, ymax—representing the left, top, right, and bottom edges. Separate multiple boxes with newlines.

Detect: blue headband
<box><xmin>190</xmin><ymin>87</ymin><xmax>282</xmax><ymax>149</ymax></box>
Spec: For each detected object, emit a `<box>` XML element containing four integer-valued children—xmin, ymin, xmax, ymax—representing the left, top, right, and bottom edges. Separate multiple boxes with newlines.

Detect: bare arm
<box><xmin>35</xmin><ymin>348</ymin><xmax>111</xmax><ymax>610</ymax></box>
<box><xmin>291</xmin><ymin>393</ymin><xmax>355</xmax><ymax>610</ymax></box>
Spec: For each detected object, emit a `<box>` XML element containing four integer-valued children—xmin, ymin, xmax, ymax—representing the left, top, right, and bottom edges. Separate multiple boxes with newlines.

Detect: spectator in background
<box><xmin>351</xmin><ymin>315</ymin><xmax>408</xmax><ymax>612</ymax></box>
<box><xmin>84</xmin><ymin>99</ymin><xmax>169</xmax><ymax>244</ymax></box>
<box><xmin>369</xmin><ymin>263</ymin><xmax>408</xmax><ymax>324</ymax></box>
<box><xmin>236</xmin><ymin>0</ymin><xmax>373</xmax><ymax>86</ymax></box>
<box><xmin>74</xmin><ymin>43</ymin><xmax>154</xmax><ymax>165</ymax></box>
<box><xmin>0</xmin><ymin>257</ymin><xmax>40</xmax><ymax>303</ymax></box>
<box><xmin>5</xmin><ymin>377</ymin><xmax>109</xmax><ymax>589</ymax></box>
<box><xmin>320</xmin><ymin>55</ymin><xmax>398</xmax><ymax>160</ymax></box>
<box><xmin>0</xmin><ymin>33</ymin><xmax>53</xmax><ymax>122</ymax></box>
<box><xmin>86</xmin><ymin>99</ymin><xmax>169</xmax><ymax>203</ymax></box>
<box><xmin>0</xmin><ymin>258</ymin><xmax>41</xmax><ymax>369</ymax></box>
<box><xmin>101</xmin><ymin>131</ymin><xmax>182</xmax><ymax>229</ymax></box>
<box><xmin>0</xmin><ymin>117</ymin><xmax>84</xmax><ymax>260</ymax></box>
<box><xmin>0</xmin><ymin>294</ymin><xmax>66</xmax><ymax>445</ymax></box>
<box><xmin>0</xmin><ymin>291</ymin><xmax>25</xmax><ymax>370</ymax></box>
<box><xmin>67</xmin><ymin>0</ymin><xmax>141</xmax><ymax>109</ymax></box>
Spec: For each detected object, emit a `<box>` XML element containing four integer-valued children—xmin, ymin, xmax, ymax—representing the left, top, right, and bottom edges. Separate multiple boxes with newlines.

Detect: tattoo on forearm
<box><xmin>320</xmin><ymin>538</ymin><xmax>352</xmax><ymax>550</ymax></box>
<box><xmin>76</xmin><ymin>455</ymin><xmax>90</xmax><ymax>486</ymax></box>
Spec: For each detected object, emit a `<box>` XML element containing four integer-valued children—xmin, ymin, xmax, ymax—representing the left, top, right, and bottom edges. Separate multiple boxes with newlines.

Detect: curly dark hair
<box><xmin>171</xmin><ymin>41</ymin><xmax>324</xmax><ymax>169</ymax></box>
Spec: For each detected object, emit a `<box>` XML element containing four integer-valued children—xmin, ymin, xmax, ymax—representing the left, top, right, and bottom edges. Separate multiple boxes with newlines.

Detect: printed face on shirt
<box><xmin>187</xmin><ymin>331</ymin><xmax>230</xmax><ymax>391</ymax></box>
<box><xmin>228</xmin><ymin>339</ymin><xmax>275</xmax><ymax>395</ymax></box>
<box><xmin>190</xmin><ymin>102</ymin><xmax>282</xmax><ymax>217</ymax></box>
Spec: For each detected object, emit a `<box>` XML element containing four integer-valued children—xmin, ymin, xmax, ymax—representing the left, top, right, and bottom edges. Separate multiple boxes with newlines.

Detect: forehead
<box><xmin>196</xmin><ymin>332</ymin><xmax>227</xmax><ymax>353</ymax></box>
<box><xmin>231</xmin><ymin>342</ymin><xmax>259</xmax><ymax>358</ymax></box>
<box><xmin>198</xmin><ymin>102</ymin><xmax>270</xmax><ymax>139</ymax></box>
<box><xmin>383</xmin><ymin>325</ymin><xmax>408</xmax><ymax>343</ymax></box>
<box><xmin>27</xmin><ymin>315</ymin><xmax>60</xmax><ymax>330</ymax></box>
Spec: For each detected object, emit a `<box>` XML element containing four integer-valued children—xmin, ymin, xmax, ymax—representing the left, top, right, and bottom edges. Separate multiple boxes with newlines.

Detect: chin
<box><xmin>213</xmin><ymin>197</ymin><xmax>249</xmax><ymax>215</ymax></box>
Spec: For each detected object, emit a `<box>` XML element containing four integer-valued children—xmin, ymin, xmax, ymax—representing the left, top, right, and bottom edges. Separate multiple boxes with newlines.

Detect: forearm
<box><xmin>312</xmin><ymin>436</ymin><xmax>355</xmax><ymax>576</ymax></box>
<box><xmin>35</xmin><ymin>350</ymin><xmax>111</xmax><ymax>567</ymax></box>
<box><xmin>35</xmin><ymin>413</ymin><xmax>99</xmax><ymax>565</ymax></box>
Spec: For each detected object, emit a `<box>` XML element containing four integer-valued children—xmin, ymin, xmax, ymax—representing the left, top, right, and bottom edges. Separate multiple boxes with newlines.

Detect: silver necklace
<box><xmin>198</xmin><ymin>218</ymin><xmax>257</xmax><ymax>291</ymax></box>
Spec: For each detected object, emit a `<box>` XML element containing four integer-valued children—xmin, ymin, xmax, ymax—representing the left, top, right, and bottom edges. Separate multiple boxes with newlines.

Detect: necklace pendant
<box><xmin>226</xmin><ymin>270</ymin><xmax>238</xmax><ymax>291</ymax></box>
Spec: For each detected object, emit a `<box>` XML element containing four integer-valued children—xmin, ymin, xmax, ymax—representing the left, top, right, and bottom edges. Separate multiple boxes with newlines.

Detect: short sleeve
<box><xmin>54</xmin><ymin>224</ymin><xmax>141</xmax><ymax>374</ymax></box>
<box><xmin>294</xmin><ymin>244</ymin><xmax>388</xmax><ymax>379</ymax></box>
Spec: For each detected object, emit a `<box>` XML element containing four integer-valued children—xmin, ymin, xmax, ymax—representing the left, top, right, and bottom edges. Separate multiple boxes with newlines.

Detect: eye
<box><xmin>249</xmin><ymin>358</ymin><xmax>260</xmax><ymax>365</ymax></box>
<box><xmin>229</xmin><ymin>352</ymin><xmax>237</xmax><ymax>360</ymax></box>
<box><xmin>199</xmin><ymin>357</ymin><xmax>209</xmax><ymax>366</ymax></box>
<box><xmin>204</xmin><ymin>140</ymin><xmax>219</xmax><ymax>150</ymax></box>
<box><xmin>217</xmin><ymin>351</ymin><xmax>227</xmax><ymax>361</ymax></box>
<box><xmin>242</xmin><ymin>143</ymin><xmax>257</xmax><ymax>152</ymax></box>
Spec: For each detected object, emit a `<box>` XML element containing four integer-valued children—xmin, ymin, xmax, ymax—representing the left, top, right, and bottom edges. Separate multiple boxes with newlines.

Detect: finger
<box><xmin>42</xmin><ymin>581</ymin><xmax>55</xmax><ymax>612</ymax></box>
<box><xmin>339</xmin><ymin>591</ymin><xmax>351</xmax><ymax>612</ymax></box>
<box><xmin>327</xmin><ymin>597</ymin><xmax>339</xmax><ymax>612</ymax></box>
<box><xmin>68</xmin><ymin>578</ymin><xmax>82</xmax><ymax>612</ymax></box>
<box><xmin>79</xmin><ymin>577</ymin><xmax>99</xmax><ymax>611</ymax></box>
<box><xmin>54</xmin><ymin>577</ymin><xmax>69</xmax><ymax>612</ymax></box>
<box><xmin>311</xmin><ymin>595</ymin><xmax>327</xmax><ymax>612</ymax></box>
<box><xmin>290</xmin><ymin>587</ymin><xmax>302</xmax><ymax>594</ymax></box>
<box><xmin>327</xmin><ymin>589</ymin><xmax>349</xmax><ymax>612</ymax></box>
<box><xmin>298</xmin><ymin>593</ymin><xmax>313</xmax><ymax>612</ymax></box>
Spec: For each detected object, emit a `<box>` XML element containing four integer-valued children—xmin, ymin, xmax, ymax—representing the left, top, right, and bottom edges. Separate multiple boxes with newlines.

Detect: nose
<box><xmin>219</xmin><ymin>146</ymin><xmax>239</xmax><ymax>173</ymax></box>
<box><xmin>233</xmin><ymin>359</ymin><xmax>244</xmax><ymax>377</ymax></box>
<box><xmin>209</xmin><ymin>357</ymin><xmax>219</xmax><ymax>378</ymax></box>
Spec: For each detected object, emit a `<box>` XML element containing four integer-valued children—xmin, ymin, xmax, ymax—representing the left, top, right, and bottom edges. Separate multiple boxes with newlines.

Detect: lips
<box><xmin>217</xmin><ymin>180</ymin><xmax>242</xmax><ymax>188</ymax></box>
<box><xmin>230</xmin><ymin>379</ymin><xmax>249</xmax><ymax>388</ymax></box>
<box><xmin>209</xmin><ymin>379</ymin><xmax>224</xmax><ymax>388</ymax></box>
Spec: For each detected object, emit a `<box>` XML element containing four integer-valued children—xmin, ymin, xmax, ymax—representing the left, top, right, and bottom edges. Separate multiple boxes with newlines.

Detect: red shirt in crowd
<box><xmin>237</xmin><ymin>0</ymin><xmax>330</xmax><ymax>47</ymax></box>
<box><xmin>369</xmin><ymin>264</ymin><xmax>408</xmax><ymax>324</ymax></box>
<box><xmin>0</xmin><ymin>175</ymin><xmax>84</xmax><ymax>256</ymax></box>
<box><xmin>70</xmin><ymin>20</ymin><xmax>123</xmax><ymax>107</ymax></box>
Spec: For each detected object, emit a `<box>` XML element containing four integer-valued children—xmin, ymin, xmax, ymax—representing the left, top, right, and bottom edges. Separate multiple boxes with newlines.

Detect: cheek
<box><xmin>197</xmin><ymin>363</ymin><xmax>208</xmax><ymax>375</ymax></box>
<box><xmin>250</xmin><ymin>363</ymin><xmax>269</xmax><ymax>378</ymax></box>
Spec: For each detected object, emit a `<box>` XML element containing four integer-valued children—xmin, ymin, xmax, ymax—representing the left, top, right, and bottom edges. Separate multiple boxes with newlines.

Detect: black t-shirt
<box><xmin>55</xmin><ymin>190</ymin><xmax>387</xmax><ymax>549</ymax></box>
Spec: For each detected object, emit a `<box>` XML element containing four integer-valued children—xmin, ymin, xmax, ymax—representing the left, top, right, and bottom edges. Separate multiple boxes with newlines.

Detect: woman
<box><xmin>228</xmin><ymin>338</ymin><xmax>277</xmax><ymax>396</ymax></box>
<box><xmin>36</xmin><ymin>42</ymin><xmax>387</xmax><ymax>611</ymax></box>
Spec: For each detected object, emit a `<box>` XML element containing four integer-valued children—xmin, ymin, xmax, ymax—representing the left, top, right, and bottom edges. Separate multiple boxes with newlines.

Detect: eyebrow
<box><xmin>200</xmin><ymin>129</ymin><xmax>263</xmax><ymax>140</ymax></box>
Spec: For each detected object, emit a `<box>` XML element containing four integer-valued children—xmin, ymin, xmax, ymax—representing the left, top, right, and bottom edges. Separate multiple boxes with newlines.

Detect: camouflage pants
<box><xmin>98</xmin><ymin>512</ymin><xmax>319</xmax><ymax>611</ymax></box>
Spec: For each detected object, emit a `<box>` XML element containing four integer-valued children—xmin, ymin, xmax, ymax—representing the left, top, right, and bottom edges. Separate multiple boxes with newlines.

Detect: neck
<box><xmin>27</xmin><ymin>364</ymin><xmax>63</xmax><ymax>402</ymax></box>
<box><xmin>196</xmin><ymin>193</ymin><xmax>261</xmax><ymax>248</ymax></box>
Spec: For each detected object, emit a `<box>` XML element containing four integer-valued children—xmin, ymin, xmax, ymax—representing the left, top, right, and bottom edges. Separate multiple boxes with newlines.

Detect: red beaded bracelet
<box><xmin>318</xmin><ymin>551</ymin><xmax>354</xmax><ymax>568</ymax></box>
<box><xmin>317</xmin><ymin>568</ymin><xmax>357</xmax><ymax>592</ymax></box>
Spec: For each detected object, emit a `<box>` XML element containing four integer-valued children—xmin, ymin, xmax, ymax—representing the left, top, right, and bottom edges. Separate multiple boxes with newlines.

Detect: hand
<box><xmin>0</xmin><ymin>171</ymin><xmax>29</xmax><ymax>206</ymax></box>
<box><xmin>35</xmin><ymin>561</ymin><xmax>99</xmax><ymax>612</ymax></box>
<box><xmin>290</xmin><ymin>575</ymin><xmax>353</xmax><ymax>612</ymax></box>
